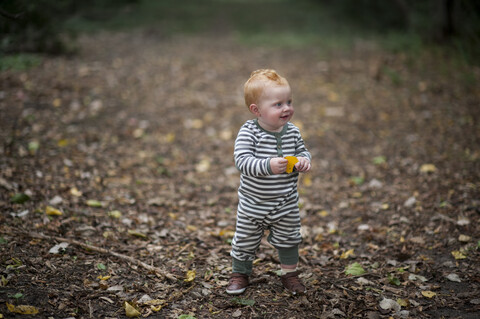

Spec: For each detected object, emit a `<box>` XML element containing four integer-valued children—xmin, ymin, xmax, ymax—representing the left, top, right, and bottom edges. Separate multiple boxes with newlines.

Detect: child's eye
<box><xmin>275</xmin><ymin>102</ymin><xmax>282</xmax><ymax>107</ymax></box>
<box><xmin>287</xmin><ymin>100</ymin><xmax>292</xmax><ymax>105</ymax></box>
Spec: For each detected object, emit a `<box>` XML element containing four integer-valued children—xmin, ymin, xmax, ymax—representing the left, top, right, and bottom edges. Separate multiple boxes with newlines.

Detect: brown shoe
<box><xmin>226</xmin><ymin>273</ymin><xmax>249</xmax><ymax>295</ymax></box>
<box><xmin>281</xmin><ymin>270</ymin><xmax>306</xmax><ymax>295</ymax></box>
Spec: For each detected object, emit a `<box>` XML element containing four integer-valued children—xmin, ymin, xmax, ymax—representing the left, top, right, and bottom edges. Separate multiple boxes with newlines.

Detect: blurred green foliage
<box><xmin>1</xmin><ymin>0</ymin><xmax>479</xmax><ymax>64</ymax></box>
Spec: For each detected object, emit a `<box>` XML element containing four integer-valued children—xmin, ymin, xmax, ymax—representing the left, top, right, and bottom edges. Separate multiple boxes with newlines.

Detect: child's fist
<box><xmin>270</xmin><ymin>157</ymin><xmax>288</xmax><ymax>175</ymax></box>
<box><xmin>295</xmin><ymin>157</ymin><xmax>311</xmax><ymax>172</ymax></box>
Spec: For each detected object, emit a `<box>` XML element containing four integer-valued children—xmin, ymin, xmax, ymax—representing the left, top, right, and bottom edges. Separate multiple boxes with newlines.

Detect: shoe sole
<box><xmin>226</xmin><ymin>287</ymin><xmax>247</xmax><ymax>295</ymax></box>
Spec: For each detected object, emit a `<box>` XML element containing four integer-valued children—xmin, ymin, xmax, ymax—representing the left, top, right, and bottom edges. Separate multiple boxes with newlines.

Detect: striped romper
<box><xmin>230</xmin><ymin>119</ymin><xmax>312</xmax><ymax>262</ymax></box>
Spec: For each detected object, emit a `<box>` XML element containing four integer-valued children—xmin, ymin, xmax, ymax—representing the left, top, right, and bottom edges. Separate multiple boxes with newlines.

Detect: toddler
<box><xmin>227</xmin><ymin>69</ymin><xmax>312</xmax><ymax>295</ymax></box>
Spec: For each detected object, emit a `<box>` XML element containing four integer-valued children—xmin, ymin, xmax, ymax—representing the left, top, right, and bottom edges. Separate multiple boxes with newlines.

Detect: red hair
<box><xmin>244</xmin><ymin>69</ymin><xmax>289</xmax><ymax>108</ymax></box>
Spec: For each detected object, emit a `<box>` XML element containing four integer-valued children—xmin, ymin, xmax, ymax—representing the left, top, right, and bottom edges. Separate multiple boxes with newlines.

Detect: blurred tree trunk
<box><xmin>441</xmin><ymin>0</ymin><xmax>455</xmax><ymax>37</ymax></box>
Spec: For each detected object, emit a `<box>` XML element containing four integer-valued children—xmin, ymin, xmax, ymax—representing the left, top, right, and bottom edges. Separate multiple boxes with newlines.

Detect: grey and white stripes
<box><xmin>230</xmin><ymin>119</ymin><xmax>311</xmax><ymax>262</ymax></box>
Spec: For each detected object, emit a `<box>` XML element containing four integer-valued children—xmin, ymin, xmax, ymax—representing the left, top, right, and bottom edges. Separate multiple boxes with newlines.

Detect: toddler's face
<box><xmin>254</xmin><ymin>84</ymin><xmax>293</xmax><ymax>132</ymax></box>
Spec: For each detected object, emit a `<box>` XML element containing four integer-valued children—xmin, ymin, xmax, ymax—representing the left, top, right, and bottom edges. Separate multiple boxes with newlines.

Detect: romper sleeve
<box><xmin>234</xmin><ymin>126</ymin><xmax>272</xmax><ymax>177</ymax></box>
<box><xmin>294</xmin><ymin>131</ymin><xmax>312</xmax><ymax>162</ymax></box>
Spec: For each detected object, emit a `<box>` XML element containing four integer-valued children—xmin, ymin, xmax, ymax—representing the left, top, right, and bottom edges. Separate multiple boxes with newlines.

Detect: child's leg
<box><xmin>278</xmin><ymin>245</ymin><xmax>305</xmax><ymax>294</ymax></box>
<box><xmin>278</xmin><ymin>245</ymin><xmax>299</xmax><ymax>274</ymax></box>
<box><xmin>232</xmin><ymin>257</ymin><xmax>253</xmax><ymax>275</ymax></box>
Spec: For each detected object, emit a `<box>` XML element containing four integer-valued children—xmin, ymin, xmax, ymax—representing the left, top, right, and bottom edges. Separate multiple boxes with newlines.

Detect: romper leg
<box><xmin>230</xmin><ymin>211</ymin><xmax>264</xmax><ymax>262</ymax></box>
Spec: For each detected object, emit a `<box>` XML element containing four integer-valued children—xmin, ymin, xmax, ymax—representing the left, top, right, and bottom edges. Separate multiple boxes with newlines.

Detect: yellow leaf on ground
<box><xmin>144</xmin><ymin>299</ymin><xmax>166</xmax><ymax>306</ymax></box>
<box><xmin>397</xmin><ymin>298</ymin><xmax>409</xmax><ymax>307</ymax></box>
<box><xmin>327</xmin><ymin>91</ymin><xmax>339</xmax><ymax>102</ymax></box>
<box><xmin>45</xmin><ymin>206</ymin><xmax>63</xmax><ymax>216</ymax></box>
<box><xmin>318</xmin><ymin>210</ymin><xmax>329</xmax><ymax>217</ymax></box>
<box><xmin>52</xmin><ymin>98</ymin><xmax>62</xmax><ymax>107</ymax></box>
<box><xmin>151</xmin><ymin>305</ymin><xmax>163</xmax><ymax>312</ymax></box>
<box><xmin>86</xmin><ymin>199</ymin><xmax>103</xmax><ymax>207</ymax></box>
<box><xmin>164</xmin><ymin>132</ymin><xmax>175</xmax><ymax>143</ymax></box>
<box><xmin>124</xmin><ymin>301</ymin><xmax>141</xmax><ymax>318</ymax></box>
<box><xmin>186</xmin><ymin>225</ymin><xmax>197</xmax><ymax>231</ymax></box>
<box><xmin>421</xmin><ymin>291</ymin><xmax>437</xmax><ymax>298</ymax></box>
<box><xmin>451</xmin><ymin>250</ymin><xmax>467</xmax><ymax>260</ymax></box>
<box><xmin>420</xmin><ymin>164</ymin><xmax>437</xmax><ymax>173</ymax></box>
<box><xmin>6</xmin><ymin>302</ymin><xmax>39</xmax><ymax>315</ymax></box>
<box><xmin>196</xmin><ymin>159</ymin><xmax>210</xmax><ymax>173</ymax></box>
<box><xmin>127</xmin><ymin>230</ymin><xmax>147</xmax><ymax>238</ymax></box>
<box><xmin>70</xmin><ymin>187</ymin><xmax>82</xmax><ymax>197</ymax></box>
<box><xmin>340</xmin><ymin>249</ymin><xmax>355</xmax><ymax>259</ymax></box>
<box><xmin>57</xmin><ymin>139</ymin><xmax>69</xmax><ymax>147</ymax></box>
<box><xmin>184</xmin><ymin>270</ymin><xmax>196</xmax><ymax>282</ymax></box>
<box><xmin>107</xmin><ymin>210</ymin><xmax>122</xmax><ymax>218</ymax></box>
<box><xmin>285</xmin><ymin>156</ymin><xmax>298</xmax><ymax>173</ymax></box>
<box><xmin>302</xmin><ymin>174</ymin><xmax>312</xmax><ymax>187</ymax></box>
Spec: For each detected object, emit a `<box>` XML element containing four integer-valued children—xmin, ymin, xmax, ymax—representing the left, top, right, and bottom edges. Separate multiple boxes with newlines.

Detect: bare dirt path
<box><xmin>1</xmin><ymin>30</ymin><xmax>479</xmax><ymax>318</ymax></box>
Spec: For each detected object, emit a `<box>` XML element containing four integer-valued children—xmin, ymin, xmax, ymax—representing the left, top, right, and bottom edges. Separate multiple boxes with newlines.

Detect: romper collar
<box><xmin>253</xmin><ymin>119</ymin><xmax>289</xmax><ymax>137</ymax></box>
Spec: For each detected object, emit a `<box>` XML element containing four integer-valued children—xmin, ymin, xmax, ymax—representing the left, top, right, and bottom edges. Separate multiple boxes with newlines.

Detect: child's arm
<box><xmin>294</xmin><ymin>130</ymin><xmax>312</xmax><ymax>173</ymax></box>
<box><xmin>234</xmin><ymin>128</ymin><xmax>272</xmax><ymax>177</ymax></box>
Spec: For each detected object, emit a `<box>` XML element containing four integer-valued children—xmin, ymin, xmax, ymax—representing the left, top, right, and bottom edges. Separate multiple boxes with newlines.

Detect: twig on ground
<box><xmin>11</xmin><ymin>229</ymin><xmax>177</xmax><ymax>281</ymax></box>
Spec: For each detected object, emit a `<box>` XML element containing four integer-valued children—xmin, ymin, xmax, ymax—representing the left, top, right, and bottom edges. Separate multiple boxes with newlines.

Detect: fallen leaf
<box><xmin>10</xmin><ymin>193</ymin><xmax>30</xmax><ymax>204</ymax></box>
<box><xmin>48</xmin><ymin>242</ymin><xmax>69</xmax><ymax>254</ymax></box>
<box><xmin>408</xmin><ymin>274</ymin><xmax>428</xmax><ymax>282</ymax></box>
<box><xmin>285</xmin><ymin>156</ymin><xmax>298</xmax><ymax>173</ymax></box>
<box><xmin>124</xmin><ymin>301</ymin><xmax>141</xmax><ymax>318</ymax></box>
<box><xmin>184</xmin><ymin>270</ymin><xmax>196</xmax><ymax>282</ymax></box>
<box><xmin>457</xmin><ymin>217</ymin><xmax>470</xmax><ymax>226</ymax></box>
<box><xmin>231</xmin><ymin>297</ymin><xmax>255</xmax><ymax>306</ymax></box>
<box><xmin>379</xmin><ymin>298</ymin><xmax>401</xmax><ymax>312</ymax></box>
<box><xmin>108</xmin><ymin>210</ymin><xmax>122</xmax><ymax>218</ymax></box>
<box><xmin>57</xmin><ymin>139</ymin><xmax>69</xmax><ymax>147</ymax></box>
<box><xmin>86</xmin><ymin>199</ymin><xmax>103</xmax><ymax>207</ymax></box>
<box><xmin>196</xmin><ymin>159</ymin><xmax>210</xmax><ymax>173</ymax></box>
<box><xmin>397</xmin><ymin>298</ymin><xmax>409</xmax><ymax>307</ymax></box>
<box><xmin>345</xmin><ymin>262</ymin><xmax>365</xmax><ymax>276</ymax></box>
<box><xmin>45</xmin><ymin>206</ymin><xmax>63</xmax><ymax>216</ymax></box>
<box><xmin>340</xmin><ymin>249</ymin><xmax>355</xmax><ymax>259</ymax></box>
<box><xmin>28</xmin><ymin>141</ymin><xmax>39</xmax><ymax>154</ymax></box>
<box><xmin>317</xmin><ymin>210</ymin><xmax>329</xmax><ymax>217</ymax></box>
<box><xmin>70</xmin><ymin>187</ymin><xmax>82</xmax><ymax>197</ymax></box>
<box><xmin>421</xmin><ymin>291</ymin><xmax>436</xmax><ymax>298</ymax></box>
<box><xmin>302</xmin><ymin>174</ymin><xmax>312</xmax><ymax>187</ymax></box>
<box><xmin>128</xmin><ymin>230</ymin><xmax>147</xmax><ymax>238</ymax></box>
<box><xmin>52</xmin><ymin>98</ymin><xmax>61</xmax><ymax>107</ymax></box>
<box><xmin>372</xmin><ymin>156</ymin><xmax>386</xmax><ymax>165</ymax></box>
<box><xmin>458</xmin><ymin>234</ymin><xmax>471</xmax><ymax>242</ymax></box>
<box><xmin>6</xmin><ymin>303</ymin><xmax>39</xmax><ymax>315</ymax></box>
<box><xmin>420</xmin><ymin>164</ymin><xmax>436</xmax><ymax>173</ymax></box>
<box><xmin>451</xmin><ymin>250</ymin><xmax>467</xmax><ymax>260</ymax></box>
<box><xmin>446</xmin><ymin>273</ymin><xmax>461</xmax><ymax>282</ymax></box>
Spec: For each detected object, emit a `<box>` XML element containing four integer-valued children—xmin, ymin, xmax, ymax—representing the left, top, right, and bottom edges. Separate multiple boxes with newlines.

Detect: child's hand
<box><xmin>270</xmin><ymin>157</ymin><xmax>288</xmax><ymax>175</ymax></box>
<box><xmin>295</xmin><ymin>157</ymin><xmax>311</xmax><ymax>173</ymax></box>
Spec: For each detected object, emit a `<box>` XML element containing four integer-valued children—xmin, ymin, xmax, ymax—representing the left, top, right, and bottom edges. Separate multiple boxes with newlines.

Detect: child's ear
<box><xmin>249</xmin><ymin>104</ymin><xmax>260</xmax><ymax>116</ymax></box>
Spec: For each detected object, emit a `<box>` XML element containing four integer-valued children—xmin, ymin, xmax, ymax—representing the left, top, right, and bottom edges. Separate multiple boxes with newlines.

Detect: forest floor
<box><xmin>1</xmin><ymin>27</ymin><xmax>480</xmax><ymax>319</ymax></box>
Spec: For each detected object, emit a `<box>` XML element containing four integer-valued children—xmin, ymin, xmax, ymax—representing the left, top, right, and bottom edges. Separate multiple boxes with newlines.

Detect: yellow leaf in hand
<box><xmin>285</xmin><ymin>156</ymin><xmax>299</xmax><ymax>173</ymax></box>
